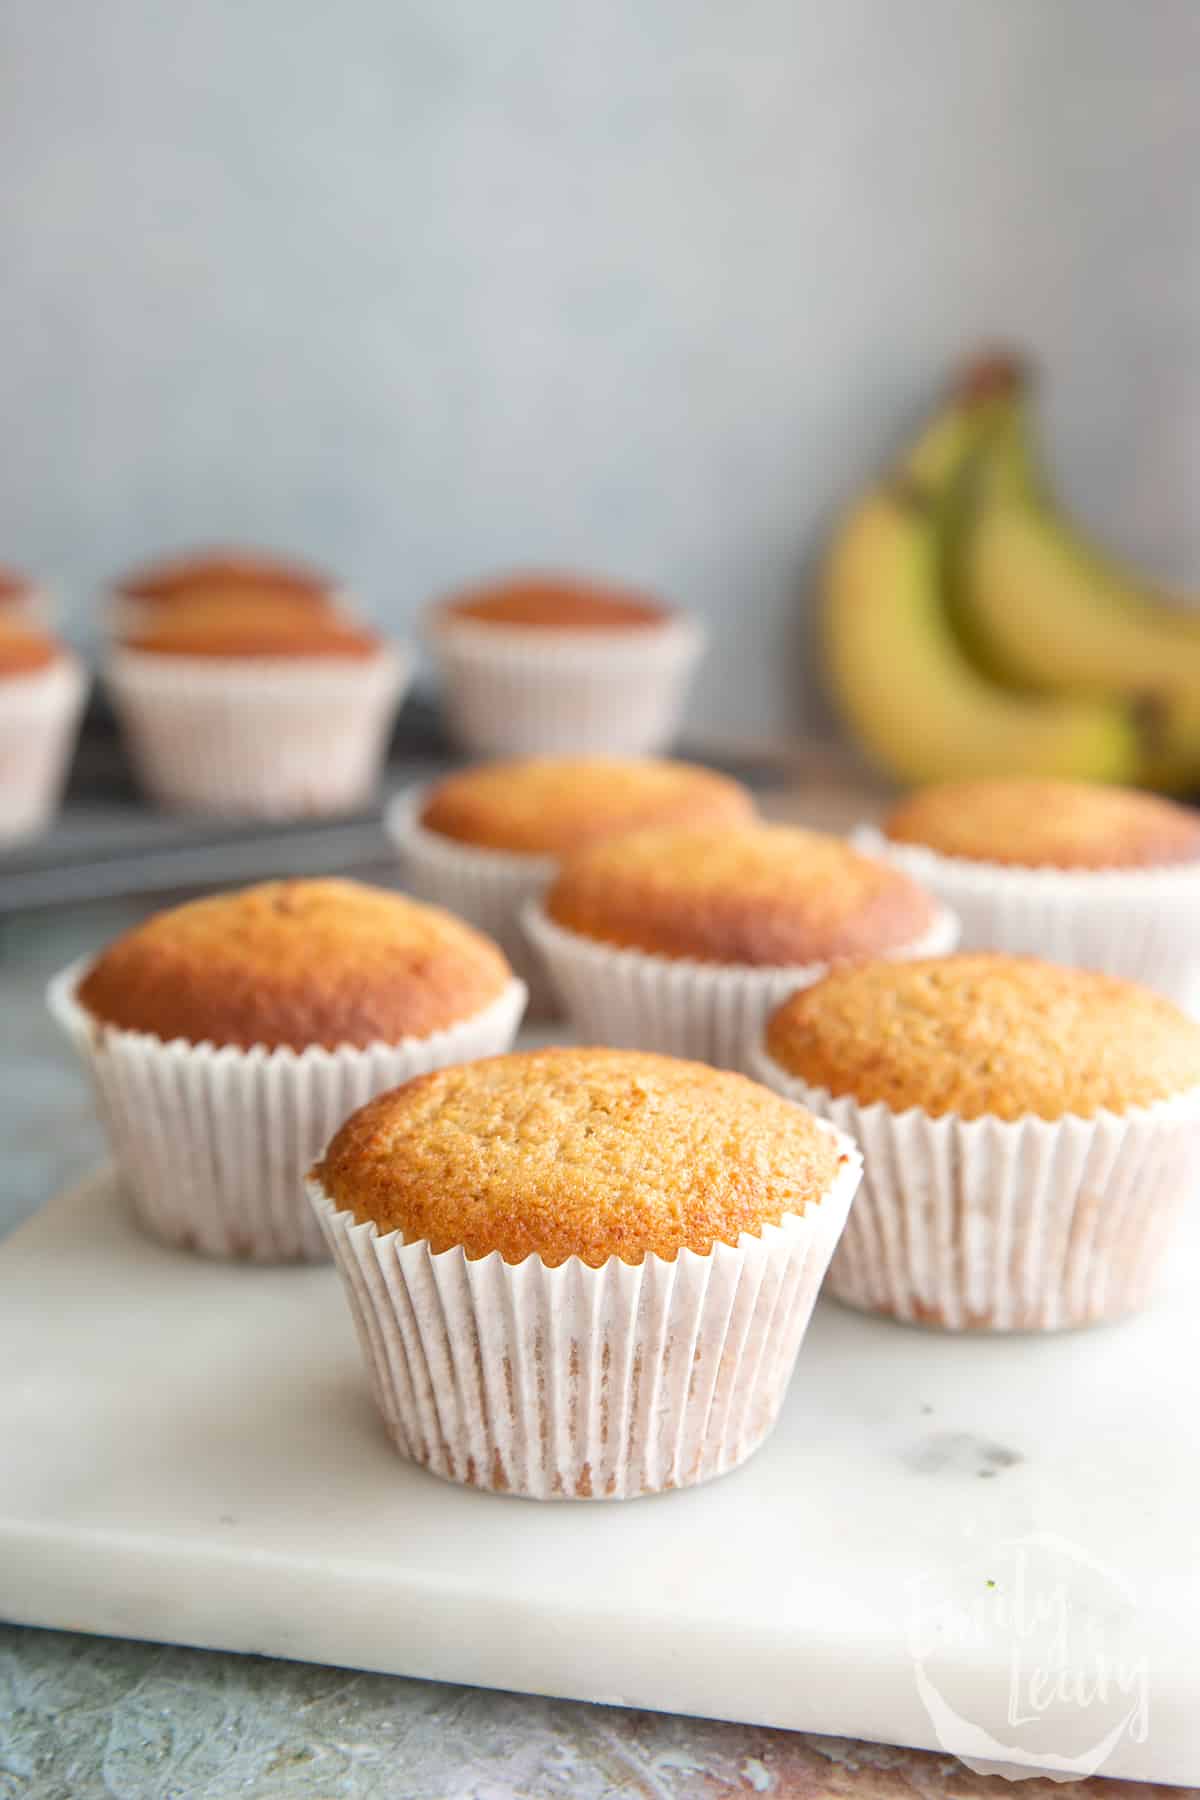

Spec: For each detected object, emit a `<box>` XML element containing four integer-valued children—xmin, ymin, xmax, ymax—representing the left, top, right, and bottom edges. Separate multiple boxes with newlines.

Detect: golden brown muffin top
<box><xmin>435</xmin><ymin>573</ymin><xmax>669</xmax><ymax>632</ymax></box>
<box><xmin>884</xmin><ymin>779</ymin><xmax>1200</xmax><ymax>870</ymax></box>
<box><xmin>124</xmin><ymin>599</ymin><xmax>382</xmax><ymax>661</ymax></box>
<box><xmin>420</xmin><ymin>757</ymin><xmax>755</xmax><ymax>856</ymax></box>
<box><xmin>116</xmin><ymin>548</ymin><xmax>337</xmax><ymax>608</ymax></box>
<box><xmin>0</xmin><ymin>621</ymin><xmax>61</xmax><ymax>677</ymax></box>
<box><xmin>766</xmin><ymin>953</ymin><xmax>1200</xmax><ymax>1121</ymax></box>
<box><xmin>545</xmin><ymin>824</ymin><xmax>939</xmax><ymax>966</ymax></box>
<box><xmin>315</xmin><ymin>1046</ymin><xmax>847</xmax><ymax>1266</ymax></box>
<box><xmin>76</xmin><ymin>878</ymin><xmax>512</xmax><ymax>1051</ymax></box>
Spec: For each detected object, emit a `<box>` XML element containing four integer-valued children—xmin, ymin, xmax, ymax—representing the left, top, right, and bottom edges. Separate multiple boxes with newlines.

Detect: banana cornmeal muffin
<box><xmin>311</xmin><ymin>1047</ymin><xmax>861</xmax><ymax>1496</ymax></box>
<box><xmin>116</xmin><ymin>548</ymin><xmax>339</xmax><ymax>612</ymax></box>
<box><xmin>884</xmin><ymin>778</ymin><xmax>1200</xmax><ymax>869</ymax></box>
<box><xmin>316</xmin><ymin>1046</ymin><xmax>844</xmax><ymax>1266</ymax></box>
<box><xmin>55</xmin><ymin>880</ymin><xmax>524</xmax><ymax>1263</ymax></box>
<box><xmin>427</xmin><ymin>573</ymin><xmax>703</xmax><ymax>761</ymax></box>
<box><xmin>435</xmin><ymin>573</ymin><xmax>670</xmax><ymax>632</ymax></box>
<box><xmin>870</xmin><ymin>778</ymin><xmax>1200</xmax><ymax>1004</ymax></box>
<box><xmin>545</xmin><ymin>824</ymin><xmax>940</xmax><ymax>964</ymax></box>
<box><xmin>766</xmin><ymin>953</ymin><xmax>1200</xmax><ymax>1121</ymax></box>
<box><xmin>420</xmin><ymin>757</ymin><xmax>754</xmax><ymax>856</ymax></box>
<box><xmin>124</xmin><ymin>602</ymin><xmax>381</xmax><ymax>661</ymax></box>
<box><xmin>754</xmin><ymin>954</ymin><xmax>1200</xmax><ymax>1332</ymax></box>
<box><xmin>77</xmin><ymin>878</ymin><xmax>512</xmax><ymax>1050</ymax></box>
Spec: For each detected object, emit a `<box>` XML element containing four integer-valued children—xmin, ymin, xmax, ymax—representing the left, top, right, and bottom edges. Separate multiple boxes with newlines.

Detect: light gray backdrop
<box><xmin>1</xmin><ymin>0</ymin><xmax>1197</xmax><ymax>738</ymax></box>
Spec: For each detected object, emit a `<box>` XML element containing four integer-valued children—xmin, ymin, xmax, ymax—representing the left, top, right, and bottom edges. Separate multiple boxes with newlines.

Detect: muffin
<box><xmin>525</xmin><ymin>822</ymin><xmax>957</xmax><ymax>1068</ymax></box>
<box><xmin>309</xmin><ymin>1047</ymin><xmax>862</xmax><ymax>1498</ymax></box>
<box><xmin>109</xmin><ymin>547</ymin><xmax>345</xmax><ymax>638</ymax></box>
<box><xmin>386</xmin><ymin>756</ymin><xmax>756</xmax><ymax>1012</ymax></box>
<box><xmin>0</xmin><ymin>621</ymin><xmax>87</xmax><ymax>841</ymax></box>
<box><xmin>425</xmin><ymin>572</ymin><xmax>705</xmax><ymax>757</ymax></box>
<box><xmin>862</xmin><ymin>778</ymin><xmax>1200</xmax><ymax>1005</ymax></box>
<box><xmin>50</xmin><ymin>879</ymin><xmax>526</xmax><ymax>1261</ymax></box>
<box><xmin>752</xmin><ymin>953</ymin><xmax>1200</xmax><ymax>1331</ymax></box>
<box><xmin>105</xmin><ymin>603</ymin><xmax>409</xmax><ymax>817</ymax></box>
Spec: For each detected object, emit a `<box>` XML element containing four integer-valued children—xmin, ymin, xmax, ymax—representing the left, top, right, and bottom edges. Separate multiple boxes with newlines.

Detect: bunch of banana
<box><xmin>823</xmin><ymin>353</ymin><xmax>1200</xmax><ymax>790</ymax></box>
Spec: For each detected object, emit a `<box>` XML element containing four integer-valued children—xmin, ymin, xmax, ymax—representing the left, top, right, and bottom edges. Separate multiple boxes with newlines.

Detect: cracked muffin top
<box><xmin>883</xmin><ymin>779</ymin><xmax>1200</xmax><ymax>870</ymax></box>
<box><xmin>433</xmin><ymin>573</ymin><xmax>671</xmax><ymax>632</ymax></box>
<box><xmin>76</xmin><ymin>878</ymin><xmax>512</xmax><ymax>1050</ymax></box>
<box><xmin>544</xmin><ymin>824</ymin><xmax>940</xmax><ymax>965</ymax></box>
<box><xmin>314</xmin><ymin>1046</ymin><xmax>848</xmax><ymax>1266</ymax></box>
<box><xmin>419</xmin><ymin>757</ymin><xmax>755</xmax><ymax>856</ymax></box>
<box><xmin>765</xmin><ymin>953</ymin><xmax>1200</xmax><ymax>1121</ymax></box>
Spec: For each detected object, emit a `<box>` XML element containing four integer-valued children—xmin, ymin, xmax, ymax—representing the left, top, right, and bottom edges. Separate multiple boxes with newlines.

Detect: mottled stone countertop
<box><xmin>0</xmin><ymin>872</ymin><xmax>1190</xmax><ymax>1799</ymax></box>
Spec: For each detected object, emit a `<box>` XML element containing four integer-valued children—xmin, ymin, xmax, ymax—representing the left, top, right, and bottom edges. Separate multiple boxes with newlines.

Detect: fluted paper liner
<box><xmin>48</xmin><ymin>963</ymin><xmax>527</xmax><ymax>1263</ymax></box>
<box><xmin>105</xmin><ymin>645</ymin><xmax>410</xmax><ymax>817</ymax></box>
<box><xmin>386</xmin><ymin>786</ymin><xmax>560</xmax><ymax>1015</ymax></box>
<box><xmin>0</xmin><ymin>656</ymin><xmax>87</xmax><ymax>841</ymax></box>
<box><xmin>309</xmin><ymin>1124</ymin><xmax>862</xmax><ymax>1499</ymax></box>
<box><xmin>427</xmin><ymin>614</ymin><xmax>705</xmax><ymax>758</ymax></box>
<box><xmin>856</xmin><ymin>824</ymin><xmax>1200</xmax><ymax>1009</ymax></box>
<box><xmin>524</xmin><ymin>900</ymin><xmax>959</xmax><ymax>1073</ymax></box>
<box><xmin>750</xmin><ymin>1042</ymin><xmax>1200</xmax><ymax>1331</ymax></box>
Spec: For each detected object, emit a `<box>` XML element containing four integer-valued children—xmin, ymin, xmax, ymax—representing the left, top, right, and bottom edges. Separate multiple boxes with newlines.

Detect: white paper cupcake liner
<box><xmin>523</xmin><ymin>900</ymin><xmax>959</xmax><ymax>1073</ymax></box>
<box><xmin>309</xmin><ymin>1122</ymin><xmax>862</xmax><ymax>1499</ymax></box>
<box><xmin>0</xmin><ymin>655</ymin><xmax>88</xmax><ymax>842</ymax></box>
<box><xmin>749</xmin><ymin>1042</ymin><xmax>1200</xmax><ymax>1332</ymax></box>
<box><xmin>49</xmin><ymin>962</ymin><xmax>527</xmax><ymax>1263</ymax></box>
<box><xmin>104</xmin><ymin>645</ymin><xmax>411</xmax><ymax>818</ymax></box>
<box><xmin>856</xmin><ymin>824</ymin><xmax>1200</xmax><ymax>1009</ymax></box>
<box><xmin>427</xmin><ymin>615</ymin><xmax>705</xmax><ymax>757</ymax></box>
<box><xmin>385</xmin><ymin>785</ymin><xmax>561</xmax><ymax>1015</ymax></box>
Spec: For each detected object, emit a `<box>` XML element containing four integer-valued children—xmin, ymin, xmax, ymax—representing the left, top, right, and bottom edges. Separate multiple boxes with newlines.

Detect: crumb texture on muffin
<box><xmin>316</xmin><ymin>1046</ymin><xmax>845</xmax><ymax>1266</ymax></box>
<box><xmin>437</xmin><ymin>574</ymin><xmax>668</xmax><ymax>631</ymax></box>
<box><xmin>545</xmin><ymin>824</ymin><xmax>938</xmax><ymax>965</ymax></box>
<box><xmin>117</xmin><ymin>549</ymin><xmax>336</xmax><ymax>606</ymax></box>
<box><xmin>420</xmin><ymin>757</ymin><xmax>754</xmax><ymax>855</ymax></box>
<box><xmin>77</xmin><ymin>879</ymin><xmax>512</xmax><ymax>1050</ymax></box>
<box><xmin>0</xmin><ymin>622</ymin><xmax>60</xmax><ymax>676</ymax></box>
<box><xmin>884</xmin><ymin>779</ymin><xmax>1200</xmax><ymax>870</ymax></box>
<box><xmin>766</xmin><ymin>953</ymin><xmax>1200</xmax><ymax>1121</ymax></box>
<box><xmin>124</xmin><ymin>602</ymin><xmax>381</xmax><ymax>660</ymax></box>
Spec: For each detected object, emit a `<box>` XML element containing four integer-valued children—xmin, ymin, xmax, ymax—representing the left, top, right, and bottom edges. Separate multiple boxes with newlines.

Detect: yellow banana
<box><xmin>960</xmin><ymin>375</ymin><xmax>1200</xmax><ymax>789</ymax></box>
<box><xmin>823</xmin><ymin>364</ymin><xmax>1141</xmax><ymax>787</ymax></box>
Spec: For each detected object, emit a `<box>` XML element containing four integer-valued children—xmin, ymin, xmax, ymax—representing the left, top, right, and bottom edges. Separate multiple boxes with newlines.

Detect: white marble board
<box><xmin>1</xmin><ymin>1167</ymin><xmax>1198</xmax><ymax>1784</ymax></box>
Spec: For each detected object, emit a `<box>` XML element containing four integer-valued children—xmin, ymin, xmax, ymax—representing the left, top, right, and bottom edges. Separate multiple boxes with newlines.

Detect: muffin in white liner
<box><xmin>428</xmin><ymin>611</ymin><xmax>705</xmax><ymax>757</ymax></box>
<box><xmin>523</xmin><ymin>819</ymin><xmax>958</xmax><ymax>1071</ymax></box>
<box><xmin>386</xmin><ymin>760</ymin><xmax>755</xmax><ymax>1018</ymax></box>
<box><xmin>0</xmin><ymin>652</ymin><xmax>87</xmax><ymax>842</ymax></box>
<box><xmin>308</xmin><ymin>1048</ymin><xmax>863</xmax><ymax>1499</ymax></box>
<box><xmin>751</xmin><ymin>954</ymin><xmax>1200</xmax><ymax>1332</ymax></box>
<box><xmin>860</xmin><ymin>781</ymin><xmax>1200</xmax><ymax>1008</ymax></box>
<box><xmin>49</xmin><ymin>964</ymin><xmax>527</xmax><ymax>1263</ymax></box>
<box><xmin>105</xmin><ymin>644</ymin><xmax>410</xmax><ymax>818</ymax></box>
<box><xmin>48</xmin><ymin>879</ymin><xmax>527</xmax><ymax>1263</ymax></box>
<box><xmin>857</xmin><ymin>823</ymin><xmax>1200</xmax><ymax>1008</ymax></box>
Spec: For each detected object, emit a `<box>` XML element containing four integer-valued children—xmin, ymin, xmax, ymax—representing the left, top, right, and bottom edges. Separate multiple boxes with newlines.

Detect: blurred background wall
<box><xmin>1</xmin><ymin>0</ymin><xmax>1197</xmax><ymax>738</ymax></box>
